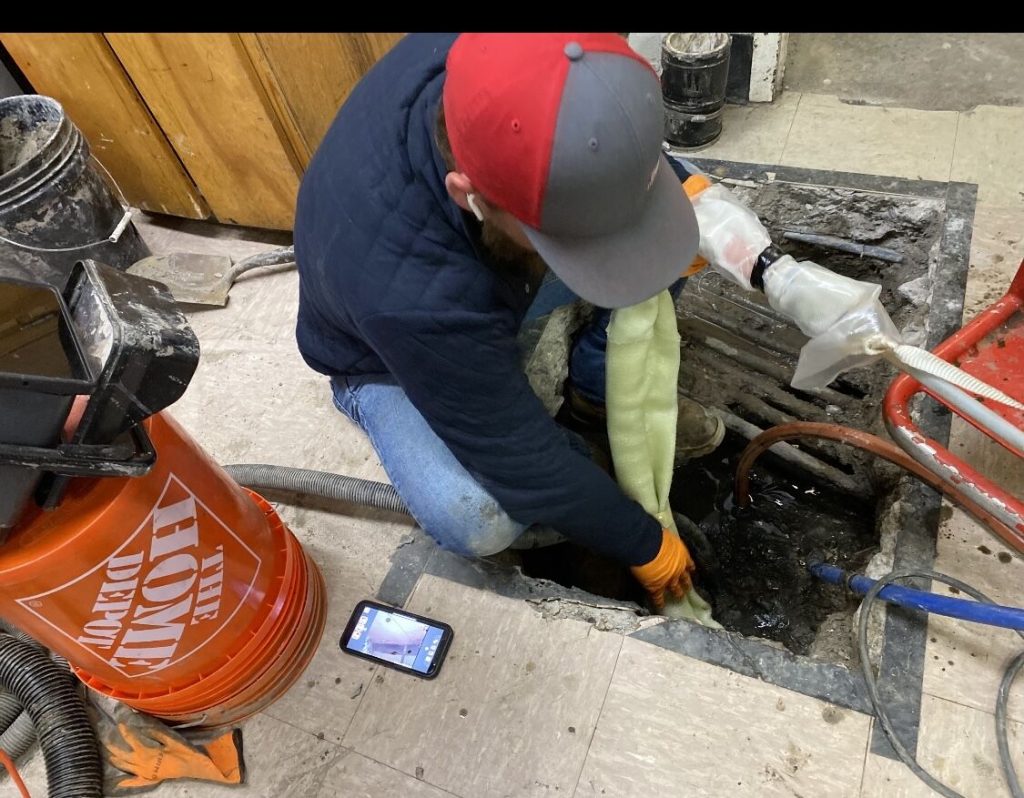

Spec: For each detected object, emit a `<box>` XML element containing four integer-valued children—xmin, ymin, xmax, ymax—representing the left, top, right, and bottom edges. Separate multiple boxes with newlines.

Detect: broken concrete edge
<box><xmin>394</xmin><ymin>533</ymin><xmax>874</xmax><ymax>714</ymax></box>
<box><xmin>867</xmin><ymin>177</ymin><xmax>976</xmax><ymax>759</ymax></box>
<box><xmin>867</xmin><ymin>177</ymin><xmax>976</xmax><ymax>760</ymax></box>
<box><xmin>377</xmin><ymin>532</ymin><xmax>650</xmax><ymax>633</ymax></box>
<box><xmin>928</xmin><ymin>180</ymin><xmax>976</xmax><ymax>349</ymax></box>
<box><xmin>423</xmin><ymin>547</ymin><xmax>650</xmax><ymax>636</ymax></box>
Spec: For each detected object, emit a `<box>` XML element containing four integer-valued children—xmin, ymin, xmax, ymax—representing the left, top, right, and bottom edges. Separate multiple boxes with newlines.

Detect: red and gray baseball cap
<box><xmin>443</xmin><ymin>33</ymin><xmax>699</xmax><ymax>309</ymax></box>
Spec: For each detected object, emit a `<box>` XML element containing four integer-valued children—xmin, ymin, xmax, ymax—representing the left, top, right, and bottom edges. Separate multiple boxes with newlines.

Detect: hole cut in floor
<box><xmin>513</xmin><ymin>429</ymin><xmax>877</xmax><ymax>659</ymax></box>
<box><xmin>510</xmin><ymin>170</ymin><xmax>956</xmax><ymax>664</ymax></box>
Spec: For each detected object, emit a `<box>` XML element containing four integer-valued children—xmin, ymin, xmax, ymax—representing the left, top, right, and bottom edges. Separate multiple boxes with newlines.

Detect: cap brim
<box><xmin>522</xmin><ymin>155</ymin><xmax>699</xmax><ymax>309</ymax></box>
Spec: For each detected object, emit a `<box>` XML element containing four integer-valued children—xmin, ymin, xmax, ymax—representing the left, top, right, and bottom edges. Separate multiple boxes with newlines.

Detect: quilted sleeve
<box><xmin>359</xmin><ymin>306</ymin><xmax>664</xmax><ymax>565</ymax></box>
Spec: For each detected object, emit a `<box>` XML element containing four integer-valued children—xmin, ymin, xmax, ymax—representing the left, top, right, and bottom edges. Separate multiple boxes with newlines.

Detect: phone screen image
<box><xmin>344</xmin><ymin>604</ymin><xmax>446</xmax><ymax>675</ymax></box>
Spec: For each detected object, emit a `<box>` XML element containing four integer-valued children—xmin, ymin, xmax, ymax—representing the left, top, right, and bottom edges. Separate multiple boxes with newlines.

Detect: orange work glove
<box><xmin>92</xmin><ymin>696</ymin><xmax>244</xmax><ymax>795</ymax></box>
<box><xmin>681</xmin><ymin>175</ymin><xmax>711</xmax><ymax>277</ymax></box>
<box><xmin>630</xmin><ymin>529</ymin><xmax>696</xmax><ymax>610</ymax></box>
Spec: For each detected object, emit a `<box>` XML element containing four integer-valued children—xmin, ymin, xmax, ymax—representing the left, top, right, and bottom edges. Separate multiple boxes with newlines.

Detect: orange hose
<box><xmin>733</xmin><ymin>421</ymin><xmax>1024</xmax><ymax>553</ymax></box>
<box><xmin>0</xmin><ymin>750</ymin><xmax>31</xmax><ymax>798</ymax></box>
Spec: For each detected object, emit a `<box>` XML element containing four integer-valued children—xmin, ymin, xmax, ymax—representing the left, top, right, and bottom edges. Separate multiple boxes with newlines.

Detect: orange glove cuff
<box><xmin>682</xmin><ymin>175</ymin><xmax>711</xmax><ymax>277</ymax></box>
<box><xmin>631</xmin><ymin>529</ymin><xmax>695</xmax><ymax>608</ymax></box>
<box><xmin>683</xmin><ymin>173</ymin><xmax>712</xmax><ymax>198</ymax></box>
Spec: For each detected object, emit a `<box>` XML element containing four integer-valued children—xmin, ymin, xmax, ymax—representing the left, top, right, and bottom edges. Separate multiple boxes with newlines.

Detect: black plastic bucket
<box><xmin>0</xmin><ymin>278</ymin><xmax>92</xmax><ymax>530</ymax></box>
<box><xmin>661</xmin><ymin>33</ymin><xmax>732</xmax><ymax>149</ymax></box>
<box><xmin>0</xmin><ymin>95</ymin><xmax>149</xmax><ymax>288</ymax></box>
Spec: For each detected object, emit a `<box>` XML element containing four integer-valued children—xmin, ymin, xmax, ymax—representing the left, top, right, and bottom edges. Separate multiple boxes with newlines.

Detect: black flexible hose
<box><xmin>0</xmin><ymin>620</ymin><xmax>61</xmax><ymax>753</ymax></box>
<box><xmin>0</xmin><ymin>620</ymin><xmax>41</xmax><ymax>749</ymax></box>
<box><xmin>0</xmin><ymin>692</ymin><xmax>20</xmax><ymax>732</ymax></box>
<box><xmin>0</xmin><ymin>634</ymin><xmax>102</xmax><ymax>798</ymax></box>
<box><xmin>224</xmin><ymin>463</ymin><xmax>410</xmax><ymax>516</ymax></box>
<box><xmin>855</xmin><ymin>569</ymin><xmax>1023</xmax><ymax>798</ymax></box>
<box><xmin>0</xmin><ymin>713</ymin><xmax>37</xmax><ymax>760</ymax></box>
<box><xmin>998</xmin><ymin>651</ymin><xmax>1024</xmax><ymax>798</ymax></box>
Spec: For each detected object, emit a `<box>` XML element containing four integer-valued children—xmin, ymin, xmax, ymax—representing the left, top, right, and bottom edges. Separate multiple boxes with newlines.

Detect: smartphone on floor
<box><xmin>340</xmin><ymin>599</ymin><xmax>453</xmax><ymax>679</ymax></box>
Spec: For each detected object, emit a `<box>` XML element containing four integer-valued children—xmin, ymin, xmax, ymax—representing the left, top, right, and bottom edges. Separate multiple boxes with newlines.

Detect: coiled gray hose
<box><xmin>0</xmin><ymin>713</ymin><xmax>36</xmax><ymax>761</ymax></box>
<box><xmin>229</xmin><ymin>245</ymin><xmax>296</xmax><ymax>280</ymax></box>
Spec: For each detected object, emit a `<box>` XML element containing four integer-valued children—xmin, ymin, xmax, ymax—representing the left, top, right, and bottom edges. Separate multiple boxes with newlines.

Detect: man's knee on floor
<box><xmin>419</xmin><ymin>491</ymin><xmax>524</xmax><ymax>558</ymax></box>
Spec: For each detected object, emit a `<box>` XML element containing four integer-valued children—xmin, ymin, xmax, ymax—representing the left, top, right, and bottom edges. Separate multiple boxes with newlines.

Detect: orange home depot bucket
<box><xmin>0</xmin><ymin>412</ymin><xmax>326</xmax><ymax>728</ymax></box>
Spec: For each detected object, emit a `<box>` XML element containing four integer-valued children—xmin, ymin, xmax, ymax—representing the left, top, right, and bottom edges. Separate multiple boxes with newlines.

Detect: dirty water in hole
<box><xmin>668</xmin><ymin>432</ymin><xmax>876</xmax><ymax>654</ymax></box>
<box><xmin>515</xmin><ymin>425</ymin><xmax>877</xmax><ymax>656</ymax></box>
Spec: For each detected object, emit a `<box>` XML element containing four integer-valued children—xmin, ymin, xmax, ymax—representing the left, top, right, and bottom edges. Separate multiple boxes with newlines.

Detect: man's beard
<box><xmin>480</xmin><ymin>220</ymin><xmax>548</xmax><ymax>285</ymax></box>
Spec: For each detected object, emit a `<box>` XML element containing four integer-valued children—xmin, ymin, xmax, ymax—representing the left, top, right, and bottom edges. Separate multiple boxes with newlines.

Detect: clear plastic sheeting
<box><xmin>763</xmin><ymin>256</ymin><xmax>1024</xmax><ymax>412</ymax></box>
<box><xmin>690</xmin><ymin>182</ymin><xmax>772</xmax><ymax>291</ymax></box>
<box><xmin>763</xmin><ymin>255</ymin><xmax>902</xmax><ymax>390</ymax></box>
<box><xmin>606</xmin><ymin>290</ymin><xmax>719</xmax><ymax>626</ymax></box>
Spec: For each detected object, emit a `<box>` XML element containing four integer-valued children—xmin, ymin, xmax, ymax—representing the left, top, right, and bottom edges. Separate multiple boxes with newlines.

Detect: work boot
<box><xmin>675</xmin><ymin>396</ymin><xmax>725</xmax><ymax>462</ymax></box>
<box><xmin>564</xmin><ymin>386</ymin><xmax>607</xmax><ymax>431</ymax></box>
<box><xmin>566</xmin><ymin>387</ymin><xmax>724</xmax><ymax>462</ymax></box>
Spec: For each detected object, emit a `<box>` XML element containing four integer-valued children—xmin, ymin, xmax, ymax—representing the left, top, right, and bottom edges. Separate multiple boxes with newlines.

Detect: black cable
<box><xmin>997</xmin><ymin>651</ymin><xmax>1024</xmax><ymax>798</ymax></box>
<box><xmin>857</xmin><ymin>569</ymin><xmax>1024</xmax><ymax>798</ymax></box>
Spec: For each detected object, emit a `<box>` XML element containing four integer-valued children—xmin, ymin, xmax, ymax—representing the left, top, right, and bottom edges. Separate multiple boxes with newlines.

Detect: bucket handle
<box><xmin>0</xmin><ymin>155</ymin><xmax>134</xmax><ymax>253</ymax></box>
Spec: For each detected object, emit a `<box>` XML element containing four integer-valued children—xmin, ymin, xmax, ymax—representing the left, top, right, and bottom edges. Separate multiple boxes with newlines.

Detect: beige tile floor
<box><xmin>15</xmin><ymin>91</ymin><xmax>1024</xmax><ymax>797</ymax></box>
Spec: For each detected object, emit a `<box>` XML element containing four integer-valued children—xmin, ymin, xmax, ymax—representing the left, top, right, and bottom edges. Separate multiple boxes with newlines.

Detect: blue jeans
<box><xmin>332</xmin><ymin>273</ymin><xmax>683</xmax><ymax>556</ymax></box>
<box><xmin>332</xmin><ymin>376</ymin><xmax>526</xmax><ymax>556</ymax></box>
<box><xmin>332</xmin><ymin>373</ymin><xmax>589</xmax><ymax>557</ymax></box>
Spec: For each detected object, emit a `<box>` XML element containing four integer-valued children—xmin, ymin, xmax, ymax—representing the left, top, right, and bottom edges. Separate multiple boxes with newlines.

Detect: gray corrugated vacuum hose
<box><xmin>224</xmin><ymin>464</ymin><xmax>410</xmax><ymax>516</ymax></box>
<box><xmin>0</xmin><ymin>619</ymin><xmax>43</xmax><ymax>756</ymax></box>
<box><xmin>0</xmin><ymin>634</ymin><xmax>102</xmax><ymax>797</ymax></box>
<box><xmin>0</xmin><ymin>620</ymin><xmax>38</xmax><ymax>649</ymax></box>
<box><xmin>0</xmin><ymin>712</ymin><xmax>36</xmax><ymax>760</ymax></box>
<box><xmin>0</xmin><ymin>691</ymin><xmax>21</xmax><ymax>731</ymax></box>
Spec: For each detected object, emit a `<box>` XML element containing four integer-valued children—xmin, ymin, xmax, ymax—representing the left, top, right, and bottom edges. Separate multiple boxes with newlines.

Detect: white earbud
<box><xmin>466</xmin><ymin>193</ymin><xmax>485</xmax><ymax>222</ymax></box>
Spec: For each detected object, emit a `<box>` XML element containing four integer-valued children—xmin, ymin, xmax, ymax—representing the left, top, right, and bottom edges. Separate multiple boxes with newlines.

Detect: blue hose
<box><xmin>809</xmin><ymin>561</ymin><xmax>1024</xmax><ymax>631</ymax></box>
